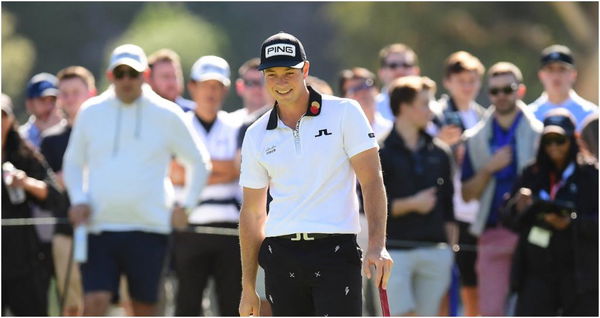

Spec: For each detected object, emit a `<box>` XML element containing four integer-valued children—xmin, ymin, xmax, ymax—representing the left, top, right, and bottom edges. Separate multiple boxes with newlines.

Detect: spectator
<box><xmin>19</xmin><ymin>72</ymin><xmax>65</xmax><ymax>311</ymax></box>
<box><xmin>461</xmin><ymin>62</ymin><xmax>542</xmax><ymax>315</ymax></box>
<box><xmin>434</xmin><ymin>50</ymin><xmax>486</xmax><ymax>147</ymax></box>
<box><xmin>503</xmin><ymin>109</ymin><xmax>598</xmax><ymax>316</ymax></box>
<box><xmin>529</xmin><ymin>45</ymin><xmax>598</xmax><ymax>131</ymax></box>
<box><xmin>2</xmin><ymin>95</ymin><xmax>65</xmax><ymax>316</ymax></box>
<box><xmin>20</xmin><ymin>73</ymin><xmax>65</xmax><ymax>148</ymax></box>
<box><xmin>40</xmin><ymin>66</ymin><xmax>96</xmax><ymax>316</ymax></box>
<box><xmin>436</xmin><ymin>50</ymin><xmax>487</xmax><ymax>316</ymax></box>
<box><xmin>380</xmin><ymin>76</ymin><xmax>456</xmax><ymax>316</ymax></box>
<box><xmin>63</xmin><ymin>44</ymin><xmax>211</xmax><ymax>316</ymax></box>
<box><xmin>375</xmin><ymin>43</ymin><xmax>420</xmax><ymax>121</ymax></box>
<box><xmin>339</xmin><ymin>67</ymin><xmax>392</xmax><ymax>142</ymax></box>
<box><xmin>230</xmin><ymin>58</ymin><xmax>271</xmax><ymax>125</ymax></box>
<box><xmin>306</xmin><ymin>75</ymin><xmax>334</xmax><ymax>95</ymax></box>
<box><xmin>578</xmin><ymin>113</ymin><xmax>598</xmax><ymax>162</ymax></box>
<box><xmin>173</xmin><ymin>55</ymin><xmax>242</xmax><ymax>316</ymax></box>
<box><xmin>147</xmin><ymin>48</ymin><xmax>195</xmax><ymax>112</ymax></box>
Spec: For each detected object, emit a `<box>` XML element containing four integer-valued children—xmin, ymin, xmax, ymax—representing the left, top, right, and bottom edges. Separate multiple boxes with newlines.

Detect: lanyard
<box><xmin>549</xmin><ymin>162</ymin><xmax>576</xmax><ymax>200</ymax></box>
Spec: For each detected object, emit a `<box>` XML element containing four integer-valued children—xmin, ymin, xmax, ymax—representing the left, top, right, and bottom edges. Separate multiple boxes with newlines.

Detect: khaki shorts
<box><xmin>52</xmin><ymin>234</ymin><xmax>83</xmax><ymax>311</ymax></box>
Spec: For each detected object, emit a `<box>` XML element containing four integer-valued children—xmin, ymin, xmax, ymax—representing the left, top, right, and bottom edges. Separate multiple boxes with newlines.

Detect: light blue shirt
<box><xmin>529</xmin><ymin>90</ymin><xmax>598</xmax><ymax>131</ymax></box>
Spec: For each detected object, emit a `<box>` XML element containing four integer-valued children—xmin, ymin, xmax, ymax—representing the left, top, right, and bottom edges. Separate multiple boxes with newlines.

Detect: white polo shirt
<box><xmin>187</xmin><ymin>110</ymin><xmax>241</xmax><ymax>225</ymax></box>
<box><xmin>240</xmin><ymin>86</ymin><xmax>378</xmax><ymax>237</ymax></box>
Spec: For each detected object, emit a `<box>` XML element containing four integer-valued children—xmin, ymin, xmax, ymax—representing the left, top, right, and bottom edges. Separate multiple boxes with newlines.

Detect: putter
<box><xmin>379</xmin><ymin>286</ymin><xmax>390</xmax><ymax>316</ymax></box>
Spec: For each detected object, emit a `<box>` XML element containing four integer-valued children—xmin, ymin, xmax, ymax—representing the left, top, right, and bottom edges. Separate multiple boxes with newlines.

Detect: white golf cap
<box><xmin>190</xmin><ymin>55</ymin><xmax>231</xmax><ymax>86</ymax></box>
<box><xmin>108</xmin><ymin>44</ymin><xmax>148</xmax><ymax>72</ymax></box>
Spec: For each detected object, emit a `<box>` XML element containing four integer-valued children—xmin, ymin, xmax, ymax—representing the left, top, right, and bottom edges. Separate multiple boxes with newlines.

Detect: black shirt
<box><xmin>40</xmin><ymin>125</ymin><xmax>72</xmax><ymax>235</ymax></box>
<box><xmin>40</xmin><ymin>125</ymin><xmax>71</xmax><ymax>172</ymax></box>
<box><xmin>379</xmin><ymin>128</ymin><xmax>455</xmax><ymax>248</ymax></box>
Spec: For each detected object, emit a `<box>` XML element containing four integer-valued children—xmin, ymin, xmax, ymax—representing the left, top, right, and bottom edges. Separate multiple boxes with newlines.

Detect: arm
<box><xmin>63</xmin><ymin>111</ymin><xmax>89</xmax><ymax>207</ymax></box>
<box><xmin>19</xmin><ymin>173</ymin><xmax>48</xmax><ymax>200</ymax></box>
<box><xmin>390</xmin><ymin>188</ymin><xmax>437</xmax><ymax>217</ymax></box>
<box><xmin>350</xmin><ymin>147</ymin><xmax>393</xmax><ymax>289</ymax></box>
<box><xmin>462</xmin><ymin>145</ymin><xmax>512</xmax><ymax>201</ymax></box>
<box><xmin>63</xmin><ymin>112</ymin><xmax>92</xmax><ymax>225</ymax></box>
<box><xmin>207</xmin><ymin>159</ymin><xmax>240</xmax><ymax>185</ymax></box>
<box><xmin>239</xmin><ymin>186</ymin><xmax>268</xmax><ymax>316</ymax></box>
<box><xmin>168</xmin><ymin>113</ymin><xmax>212</xmax><ymax>212</ymax></box>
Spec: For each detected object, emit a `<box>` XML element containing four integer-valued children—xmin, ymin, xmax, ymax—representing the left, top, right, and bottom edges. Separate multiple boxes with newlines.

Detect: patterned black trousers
<box><xmin>259</xmin><ymin>234</ymin><xmax>362</xmax><ymax>316</ymax></box>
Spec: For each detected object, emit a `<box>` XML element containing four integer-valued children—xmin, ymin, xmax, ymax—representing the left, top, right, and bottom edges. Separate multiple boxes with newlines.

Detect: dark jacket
<box><xmin>2</xmin><ymin>144</ymin><xmax>66</xmax><ymax>279</ymax></box>
<box><xmin>380</xmin><ymin>128</ymin><xmax>455</xmax><ymax>248</ymax></box>
<box><xmin>503</xmin><ymin>162</ymin><xmax>598</xmax><ymax>294</ymax></box>
<box><xmin>40</xmin><ymin>125</ymin><xmax>72</xmax><ymax>236</ymax></box>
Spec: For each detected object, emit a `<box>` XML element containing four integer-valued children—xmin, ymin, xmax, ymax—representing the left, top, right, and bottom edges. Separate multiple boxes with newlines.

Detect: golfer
<box><xmin>238</xmin><ymin>32</ymin><xmax>393</xmax><ymax>316</ymax></box>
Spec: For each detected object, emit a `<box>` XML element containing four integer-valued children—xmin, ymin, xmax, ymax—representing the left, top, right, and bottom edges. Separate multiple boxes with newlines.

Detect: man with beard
<box><xmin>461</xmin><ymin>62</ymin><xmax>542</xmax><ymax>316</ymax></box>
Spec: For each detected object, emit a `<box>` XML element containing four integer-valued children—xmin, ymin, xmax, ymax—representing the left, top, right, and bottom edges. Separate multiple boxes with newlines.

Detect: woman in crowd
<box><xmin>503</xmin><ymin>109</ymin><xmax>598</xmax><ymax>316</ymax></box>
<box><xmin>2</xmin><ymin>95</ymin><xmax>66</xmax><ymax>316</ymax></box>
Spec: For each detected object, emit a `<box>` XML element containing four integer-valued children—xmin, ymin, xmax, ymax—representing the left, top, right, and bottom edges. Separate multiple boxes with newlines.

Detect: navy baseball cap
<box><xmin>540</xmin><ymin>45</ymin><xmax>574</xmax><ymax>68</ymax></box>
<box><xmin>542</xmin><ymin>108</ymin><xmax>576</xmax><ymax>137</ymax></box>
<box><xmin>258</xmin><ymin>32</ymin><xmax>306</xmax><ymax>71</ymax></box>
<box><xmin>26</xmin><ymin>73</ymin><xmax>59</xmax><ymax>99</ymax></box>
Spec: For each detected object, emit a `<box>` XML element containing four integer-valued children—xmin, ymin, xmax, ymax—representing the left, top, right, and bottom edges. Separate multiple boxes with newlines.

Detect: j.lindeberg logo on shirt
<box><xmin>265</xmin><ymin>145</ymin><xmax>276</xmax><ymax>155</ymax></box>
<box><xmin>315</xmin><ymin>129</ymin><xmax>332</xmax><ymax>138</ymax></box>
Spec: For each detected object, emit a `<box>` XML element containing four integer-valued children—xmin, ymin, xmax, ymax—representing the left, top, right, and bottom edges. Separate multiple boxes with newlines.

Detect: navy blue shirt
<box><xmin>461</xmin><ymin>113</ymin><xmax>522</xmax><ymax>226</ymax></box>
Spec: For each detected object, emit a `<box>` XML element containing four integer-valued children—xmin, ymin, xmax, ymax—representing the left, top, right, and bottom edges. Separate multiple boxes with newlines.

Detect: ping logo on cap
<box><xmin>265</xmin><ymin>44</ymin><xmax>296</xmax><ymax>58</ymax></box>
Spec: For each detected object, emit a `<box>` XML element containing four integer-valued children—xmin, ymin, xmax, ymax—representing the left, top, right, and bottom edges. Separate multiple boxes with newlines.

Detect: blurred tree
<box><xmin>325</xmin><ymin>2</ymin><xmax>598</xmax><ymax>104</ymax></box>
<box><xmin>2</xmin><ymin>9</ymin><xmax>36</xmax><ymax>120</ymax></box>
<box><xmin>102</xmin><ymin>2</ymin><xmax>231</xmax><ymax>93</ymax></box>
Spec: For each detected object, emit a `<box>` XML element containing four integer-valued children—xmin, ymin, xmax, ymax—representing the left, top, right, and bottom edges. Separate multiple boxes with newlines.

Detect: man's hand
<box><xmin>437</xmin><ymin>125</ymin><xmax>462</xmax><ymax>146</ymax></box>
<box><xmin>544</xmin><ymin>213</ymin><xmax>571</xmax><ymax>231</ymax></box>
<box><xmin>69</xmin><ymin>204</ymin><xmax>91</xmax><ymax>226</ymax></box>
<box><xmin>484</xmin><ymin>145</ymin><xmax>513</xmax><ymax>174</ymax></box>
<box><xmin>412</xmin><ymin>187</ymin><xmax>437</xmax><ymax>214</ymax></box>
<box><xmin>363</xmin><ymin>246</ymin><xmax>394</xmax><ymax>289</ymax></box>
<box><xmin>239</xmin><ymin>288</ymin><xmax>261</xmax><ymax>316</ymax></box>
<box><xmin>171</xmin><ymin>205</ymin><xmax>189</xmax><ymax>231</ymax></box>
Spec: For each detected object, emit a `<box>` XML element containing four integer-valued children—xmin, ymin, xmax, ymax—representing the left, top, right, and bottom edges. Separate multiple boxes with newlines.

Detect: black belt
<box><xmin>276</xmin><ymin>233</ymin><xmax>351</xmax><ymax>241</ymax></box>
<box><xmin>198</xmin><ymin>198</ymin><xmax>241</xmax><ymax>210</ymax></box>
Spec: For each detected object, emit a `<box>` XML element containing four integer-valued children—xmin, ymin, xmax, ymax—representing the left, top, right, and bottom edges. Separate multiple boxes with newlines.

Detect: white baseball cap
<box><xmin>108</xmin><ymin>44</ymin><xmax>148</xmax><ymax>72</ymax></box>
<box><xmin>190</xmin><ymin>55</ymin><xmax>231</xmax><ymax>86</ymax></box>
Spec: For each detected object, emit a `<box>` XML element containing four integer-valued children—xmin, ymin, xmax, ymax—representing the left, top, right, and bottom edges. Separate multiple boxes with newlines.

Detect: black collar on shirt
<box><xmin>266</xmin><ymin>86</ymin><xmax>323</xmax><ymax>130</ymax></box>
<box><xmin>195</xmin><ymin>113</ymin><xmax>217</xmax><ymax>133</ymax></box>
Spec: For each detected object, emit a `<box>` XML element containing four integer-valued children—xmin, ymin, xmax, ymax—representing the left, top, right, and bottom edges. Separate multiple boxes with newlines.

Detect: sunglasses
<box><xmin>243</xmin><ymin>79</ymin><xmax>264</xmax><ymax>87</ymax></box>
<box><xmin>113</xmin><ymin>68</ymin><xmax>141</xmax><ymax>80</ymax></box>
<box><xmin>347</xmin><ymin>79</ymin><xmax>374</xmax><ymax>95</ymax></box>
<box><xmin>542</xmin><ymin>134</ymin><xmax>568</xmax><ymax>146</ymax></box>
<box><xmin>489</xmin><ymin>83</ymin><xmax>518</xmax><ymax>96</ymax></box>
<box><xmin>383</xmin><ymin>61</ymin><xmax>414</xmax><ymax>69</ymax></box>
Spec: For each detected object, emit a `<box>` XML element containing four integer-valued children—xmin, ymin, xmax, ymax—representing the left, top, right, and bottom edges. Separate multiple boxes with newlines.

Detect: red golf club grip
<box><xmin>379</xmin><ymin>286</ymin><xmax>391</xmax><ymax>316</ymax></box>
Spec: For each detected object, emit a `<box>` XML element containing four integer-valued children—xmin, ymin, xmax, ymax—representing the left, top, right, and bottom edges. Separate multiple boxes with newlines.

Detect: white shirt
<box><xmin>63</xmin><ymin>88</ymin><xmax>211</xmax><ymax>234</ymax></box>
<box><xmin>187</xmin><ymin>110</ymin><xmax>241</xmax><ymax>224</ymax></box>
<box><xmin>240</xmin><ymin>87</ymin><xmax>378</xmax><ymax>237</ymax></box>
